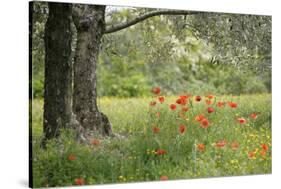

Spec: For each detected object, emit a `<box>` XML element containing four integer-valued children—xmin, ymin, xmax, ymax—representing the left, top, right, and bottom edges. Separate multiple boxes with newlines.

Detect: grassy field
<box><xmin>31</xmin><ymin>94</ymin><xmax>272</xmax><ymax>187</ymax></box>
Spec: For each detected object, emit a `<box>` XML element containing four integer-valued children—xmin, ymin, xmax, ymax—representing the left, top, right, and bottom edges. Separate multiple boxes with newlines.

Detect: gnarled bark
<box><xmin>72</xmin><ymin>5</ymin><xmax>112</xmax><ymax>137</ymax></box>
<box><xmin>43</xmin><ymin>2</ymin><xmax>73</xmax><ymax>142</ymax></box>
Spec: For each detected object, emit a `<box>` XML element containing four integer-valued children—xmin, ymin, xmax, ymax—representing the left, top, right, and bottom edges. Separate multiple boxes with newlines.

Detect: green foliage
<box><xmin>186</xmin><ymin>61</ymin><xmax>269</xmax><ymax>95</ymax></box>
<box><xmin>31</xmin><ymin>3</ymin><xmax>271</xmax><ymax>98</ymax></box>
<box><xmin>97</xmin><ymin>56</ymin><xmax>151</xmax><ymax>97</ymax></box>
<box><xmin>31</xmin><ymin>2</ymin><xmax>47</xmax><ymax>99</ymax></box>
<box><xmin>32</xmin><ymin>73</ymin><xmax>44</xmax><ymax>98</ymax></box>
<box><xmin>97</xmin><ymin>53</ymin><xmax>269</xmax><ymax>96</ymax></box>
<box><xmin>188</xmin><ymin>13</ymin><xmax>271</xmax><ymax>70</ymax></box>
<box><xmin>97</xmin><ymin>9</ymin><xmax>271</xmax><ymax>97</ymax></box>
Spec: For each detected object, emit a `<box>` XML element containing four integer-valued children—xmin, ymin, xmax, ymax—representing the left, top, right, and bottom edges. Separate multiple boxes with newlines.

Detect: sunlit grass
<box><xmin>31</xmin><ymin>94</ymin><xmax>271</xmax><ymax>187</ymax></box>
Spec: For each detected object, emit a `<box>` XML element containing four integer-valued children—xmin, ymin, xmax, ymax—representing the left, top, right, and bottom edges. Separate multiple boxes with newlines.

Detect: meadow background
<box><xmin>31</xmin><ymin>3</ymin><xmax>271</xmax><ymax>187</ymax></box>
<box><xmin>32</xmin><ymin>94</ymin><xmax>271</xmax><ymax>187</ymax></box>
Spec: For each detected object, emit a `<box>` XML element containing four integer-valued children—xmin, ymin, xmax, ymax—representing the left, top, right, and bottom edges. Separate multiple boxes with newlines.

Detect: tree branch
<box><xmin>105</xmin><ymin>10</ymin><xmax>200</xmax><ymax>34</ymax></box>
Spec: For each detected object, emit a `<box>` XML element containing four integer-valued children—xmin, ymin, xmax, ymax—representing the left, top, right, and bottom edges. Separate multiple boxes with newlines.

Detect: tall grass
<box><xmin>32</xmin><ymin>94</ymin><xmax>271</xmax><ymax>187</ymax></box>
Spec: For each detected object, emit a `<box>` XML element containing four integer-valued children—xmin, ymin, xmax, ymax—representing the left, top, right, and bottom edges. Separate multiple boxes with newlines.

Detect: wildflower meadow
<box><xmin>32</xmin><ymin>90</ymin><xmax>271</xmax><ymax>187</ymax></box>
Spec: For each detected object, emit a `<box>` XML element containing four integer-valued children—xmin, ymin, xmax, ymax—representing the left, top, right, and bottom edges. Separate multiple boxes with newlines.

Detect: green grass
<box><xmin>31</xmin><ymin>94</ymin><xmax>272</xmax><ymax>187</ymax></box>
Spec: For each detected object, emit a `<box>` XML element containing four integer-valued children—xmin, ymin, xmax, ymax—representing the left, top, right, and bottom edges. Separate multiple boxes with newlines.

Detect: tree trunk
<box><xmin>72</xmin><ymin>5</ymin><xmax>112</xmax><ymax>137</ymax></box>
<box><xmin>43</xmin><ymin>2</ymin><xmax>73</xmax><ymax>142</ymax></box>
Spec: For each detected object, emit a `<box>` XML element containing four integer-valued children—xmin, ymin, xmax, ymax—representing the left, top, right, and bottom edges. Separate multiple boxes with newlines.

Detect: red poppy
<box><xmin>195</xmin><ymin>96</ymin><xmax>202</xmax><ymax>102</ymax></box>
<box><xmin>215</xmin><ymin>140</ymin><xmax>227</xmax><ymax>148</ymax></box>
<box><xmin>237</xmin><ymin>117</ymin><xmax>246</xmax><ymax>124</ymax></box>
<box><xmin>150</xmin><ymin>101</ymin><xmax>156</xmax><ymax>106</ymax></box>
<box><xmin>207</xmin><ymin>107</ymin><xmax>215</xmax><ymax>113</ymax></box>
<box><xmin>260</xmin><ymin>150</ymin><xmax>267</xmax><ymax>156</ymax></box>
<box><xmin>217</xmin><ymin>101</ymin><xmax>225</xmax><ymax>108</ymax></box>
<box><xmin>160</xmin><ymin>176</ymin><xmax>168</xmax><ymax>181</ymax></box>
<box><xmin>200</xmin><ymin>118</ymin><xmax>210</xmax><ymax>128</ymax></box>
<box><xmin>179</xmin><ymin>125</ymin><xmax>186</xmax><ymax>134</ymax></box>
<box><xmin>156</xmin><ymin>149</ymin><xmax>167</xmax><ymax>155</ymax></box>
<box><xmin>152</xmin><ymin>126</ymin><xmax>160</xmax><ymax>134</ymax></box>
<box><xmin>169</xmin><ymin>104</ymin><xmax>177</xmax><ymax>110</ymax></box>
<box><xmin>206</xmin><ymin>95</ymin><xmax>215</xmax><ymax>99</ymax></box>
<box><xmin>68</xmin><ymin>154</ymin><xmax>76</xmax><ymax>161</ymax></box>
<box><xmin>197</xmin><ymin>143</ymin><xmax>205</xmax><ymax>152</ymax></box>
<box><xmin>250</xmin><ymin>113</ymin><xmax>257</xmax><ymax>119</ymax></box>
<box><xmin>195</xmin><ymin>114</ymin><xmax>205</xmax><ymax>122</ymax></box>
<box><xmin>176</xmin><ymin>98</ymin><xmax>183</xmax><ymax>104</ymax></box>
<box><xmin>228</xmin><ymin>102</ymin><xmax>237</xmax><ymax>108</ymax></box>
<box><xmin>261</xmin><ymin>144</ymin><xmax>269</xmax><ymax>151</ymax></box>
<box><xmin>182</xmin><ymin>107</ymin><xmax>189</xmax><ymax>112</ymax></box>
<box><xmin>205</xmin><ymin>99</ymin><xmax>212</xmax><ymax>105</ymax></box>
<box><xmin>176</xmin><ymin>98</ymin><xmax>187</xmax><ymax>105</ymax></box>
<box><xmin>231</xmin><ymin>141</ymin><xmax>239</xmax><ymax>150</ymax></box>
<box><xmin>91</xmin><ymin>139</ymin><xmax>100</xmax><ymax>146</ymax></box>
<box><xmin>248</xmin><ymin>151</ymin><xmax>255</xmax><ymax>159</ymax></box>
<box><xmin>74</xmin><ymin>178</ymin><xmax>85</xmax><ymax>185</ymax></box>
<box><xmin>158</xmin><ymin>96</ymin><xmax>165</xmax><ymax>103</ymax></box>
<box><xmin>151</xmin><ymin>87</ymin><xmax>161</xmax><ymax>95</ymax></box>
<box><xmin>180</xmin><ymin>95</ymin><xmax>188</xmax><ymax>100</ymax></box>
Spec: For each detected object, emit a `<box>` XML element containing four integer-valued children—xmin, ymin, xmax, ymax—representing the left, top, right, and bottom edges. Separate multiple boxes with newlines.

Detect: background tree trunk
<box><xmin>72</xmin><ymin>5</ymin><xmax>112</xmax><ymax>137</ymax></box>
<box><xmin>43</xmin><ymin>2</ymin><xmax>73</xmax><ymax>142</ymax></box>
